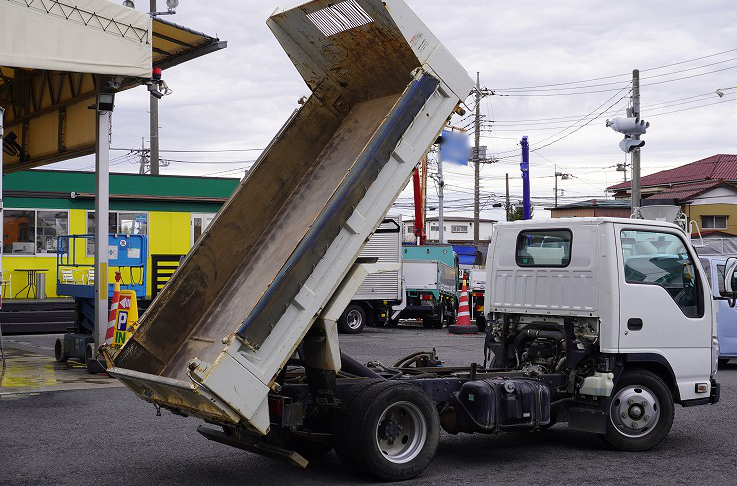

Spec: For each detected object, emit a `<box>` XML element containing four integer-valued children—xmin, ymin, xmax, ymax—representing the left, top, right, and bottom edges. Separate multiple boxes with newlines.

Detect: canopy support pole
<box><xmin>94</xmin><ymin>107</ymin><xmax>111</xmax><ymax>352</ymax></box>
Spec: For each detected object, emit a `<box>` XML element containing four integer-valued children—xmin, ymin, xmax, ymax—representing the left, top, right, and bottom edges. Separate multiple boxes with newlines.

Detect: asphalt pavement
<box><xmin>2</xmin><ymin>325</ymin><xmax>737</xmax><ymax>485</ymax></box>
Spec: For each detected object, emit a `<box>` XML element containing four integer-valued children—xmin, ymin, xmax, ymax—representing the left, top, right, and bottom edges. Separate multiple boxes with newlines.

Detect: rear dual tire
<box><xmin>334</xmin><ymin>380</ymin><xmax>439</xmax><ymax>481</ymax></box>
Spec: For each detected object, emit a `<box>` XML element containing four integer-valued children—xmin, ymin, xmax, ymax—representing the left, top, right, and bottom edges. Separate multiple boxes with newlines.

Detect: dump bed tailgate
<box><xmin>107</xmin><ymin>367</ymin><xmax>241</xmax><ymax>425</ymax></box>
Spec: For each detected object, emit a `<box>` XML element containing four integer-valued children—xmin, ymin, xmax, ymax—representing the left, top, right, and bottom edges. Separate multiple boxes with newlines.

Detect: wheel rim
<box><xmin>375</xmin><ymin>401</ymin><xmax>427</xmax><ymax>464</ymax></box>
<box><xmin>610</xmin><ymin>385</ymin><xmax>661</xmax><ymax>438</ymax></box>
<box><xmin>346</xmin><ymin>309</ymin><xmax>363</xmax><ymax>330</ymax></box>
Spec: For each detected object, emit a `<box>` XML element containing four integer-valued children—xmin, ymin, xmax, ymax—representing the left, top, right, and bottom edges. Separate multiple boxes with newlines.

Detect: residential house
<box><xmin>403</xmin><ymin>216</ymin><xmax>496</xmax><ymax>244</ymax></box>
<box><xmin>608</xmin><ymin>154</ymin><xmax>737</xmax><ymax>237</ymax></box>
<box><xmin>546</xmin><ymin>199</ymin><xmax>632</xmax><ymax>219</ymax></box>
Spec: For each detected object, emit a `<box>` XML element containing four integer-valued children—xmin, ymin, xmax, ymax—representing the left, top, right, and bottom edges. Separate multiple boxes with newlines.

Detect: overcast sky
<box><xmin>50</xmin><ymin>0</ymin><xmax>737</xmax><ymax>220</ymax></box>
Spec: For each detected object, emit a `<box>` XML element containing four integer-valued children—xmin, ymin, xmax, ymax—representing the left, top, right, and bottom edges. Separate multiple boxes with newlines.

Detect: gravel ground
<box><xmin>1</xmin><ymin>326</ymin><xmax>736</xmax><ymax>485</ymax></box>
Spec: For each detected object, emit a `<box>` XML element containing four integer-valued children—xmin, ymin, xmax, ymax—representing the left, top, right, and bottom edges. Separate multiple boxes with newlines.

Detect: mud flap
<box><xmin>197</xmin><ymin>426</ymin><xmax>308</xmax><ymax>468</ymax></box>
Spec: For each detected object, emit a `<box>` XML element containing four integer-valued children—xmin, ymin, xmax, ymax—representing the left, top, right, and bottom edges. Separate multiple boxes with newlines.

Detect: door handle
<box><xmin>627</xmin><ymin>318</ymin><xmax>643</xmax><ymax>331</ymax></box>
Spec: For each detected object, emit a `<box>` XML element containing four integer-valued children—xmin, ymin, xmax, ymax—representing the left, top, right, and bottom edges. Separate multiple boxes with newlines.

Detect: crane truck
<box><xmin>103</xmin><ymin>0</ymin><xmax>723</xmax><ymax>482</ymax></box>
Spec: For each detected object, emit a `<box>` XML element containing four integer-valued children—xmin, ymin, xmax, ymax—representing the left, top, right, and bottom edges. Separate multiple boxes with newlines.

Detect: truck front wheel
<box><xmin>602</xmin><ymin>369</ymin><xmax>674</xmax><ymax>451</ymax></box>
<box><xmin>335</xmin><ymin>381</ymin><xmax>439</xmax><ymax>481</ymax></box>
<box><xmin>339</xmin><ymin>304</ymin><xmax>367</xmax><ymax>334</ymax></box>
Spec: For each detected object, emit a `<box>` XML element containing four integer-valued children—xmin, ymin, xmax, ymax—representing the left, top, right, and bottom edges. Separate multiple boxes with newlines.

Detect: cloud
<box><xmin>47</xmin><ymin>0</ymin><xmax>737</xmax><ymax>220</ymax></box>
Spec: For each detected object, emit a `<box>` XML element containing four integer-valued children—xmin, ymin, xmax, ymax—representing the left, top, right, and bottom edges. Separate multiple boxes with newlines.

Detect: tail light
<box><xmin>268</xmin><ymin>395</ymin><xmax>284</xmax><ymax>422</ymax></box>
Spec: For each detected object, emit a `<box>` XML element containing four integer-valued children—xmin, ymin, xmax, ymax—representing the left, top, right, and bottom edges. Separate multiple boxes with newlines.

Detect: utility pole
<box><xmin>505</xmin><ymin>173</ymin><xmax>510</xmax><ymax>221</ymax></box>
<box><xmin>631</xmin><ymin>69</ymin><xmax>641</xmax><ymax>208</ymax></box>
<box><xmin>138</xmin><ymin>137</ymin><xmax>147</xmax><ymax>174</ymax></box>
<box><xmin>616</xmin><ymin>161</ymin><xmax>629</xmax><ymax>183</ymax></box>
<box><xmin>554</xmin><ymin>171</ymin><xmax>570</xmax><ymax>208</ymax></box>
<box><xmin>149</xmin><ymin>0</ymin><xmax>160</xmax><ymax>176</ymax></box>
<box><xmin>473</xmin><ymin>72</ymin><xmax>481</xmax><ymax>246</ymax></box>
<box><xmin>438</xmin><ymin>153</ymin><xmax>445</xmax><ymax>243</ymax></box>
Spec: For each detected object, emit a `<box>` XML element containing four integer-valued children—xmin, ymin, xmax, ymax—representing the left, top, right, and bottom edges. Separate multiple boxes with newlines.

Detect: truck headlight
<box><xmin>712</xmin><ymin>337</ymin><xmax>720</xmax><ymax>376</ymax></box>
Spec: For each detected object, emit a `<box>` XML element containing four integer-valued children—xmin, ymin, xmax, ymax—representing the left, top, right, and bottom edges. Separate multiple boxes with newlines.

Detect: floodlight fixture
<box><xmin>97</xmin><ymin>93</ymin><xmax>115</xmax><ymax>112</ymax></box>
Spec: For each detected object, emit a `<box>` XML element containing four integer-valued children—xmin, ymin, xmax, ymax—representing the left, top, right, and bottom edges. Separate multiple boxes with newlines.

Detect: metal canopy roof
<box><xmin>153</xmin><ymin>17</ymin><xmax>227</xmax><ymax>71</ymax></box>
<box><xmin>1</xmin><ymin>15</ymin><xmax>226</xmax><ymax>174</ymax></box>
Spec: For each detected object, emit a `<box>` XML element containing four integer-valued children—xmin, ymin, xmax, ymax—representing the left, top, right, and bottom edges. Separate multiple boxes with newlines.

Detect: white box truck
<box><xmin>339</xmin><ymin>215</ymin><xmax>404</xmax><ymax>333</ymax></box>
<box><xmin>103</xmin><ymin>1</ymin><xmax>722</xmax><ymax>482</ymax></box>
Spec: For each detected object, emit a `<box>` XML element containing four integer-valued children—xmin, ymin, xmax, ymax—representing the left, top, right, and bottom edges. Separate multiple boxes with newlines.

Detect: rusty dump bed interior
<box><xmin>112</xmin><ymin>0</ymin><xmax>425</xmax><ymax>382</ymax></box>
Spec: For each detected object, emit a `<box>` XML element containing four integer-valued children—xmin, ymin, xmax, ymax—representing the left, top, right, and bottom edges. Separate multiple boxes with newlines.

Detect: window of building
<box><xmin>36</xmin><ymin>211</ymin><xmax>68</xmax><ymax>254</ymax></box>
<box><xmin>702</xmin><ymin>215</ymin><xmax>727</xmax><ymax>230</ymax></box>
<box><xmin>516</xmin><ymin>230</ymin><xmax>572</xmax><ymax>267</ymax></box>
<box><xmin>620</xmin><ymin>230</ymin><xmax>702</xmax><ymax>318</ymax></box>
<box><xmin>86</xmin><ymin>211</ymin><xmax>148</xmax><ymax>256</ymax></box>
<box><xmin>119</xmin><ymin>212</ymin><xmax>148</xmax><ymax>235</ymax></box>
<box><xmin>2</xmin><ymin>209</ymin><xmax>68</xmax><ymax>255</ymax></box>
<box><xmin>451</xmin><ymin>225</ymin><xmax>468</xmax><ymax>233</ymax></box>
<box><xmin>406</xmin><ymin>225</ymin><xmax>414</xmax><ymax>235</ymax></box>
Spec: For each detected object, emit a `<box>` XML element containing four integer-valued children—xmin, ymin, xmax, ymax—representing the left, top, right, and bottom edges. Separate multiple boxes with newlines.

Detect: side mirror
<box><xmin>724</xmin><ymin>257</ymin><xmax>737</xmax><ymax>307</ymax></box>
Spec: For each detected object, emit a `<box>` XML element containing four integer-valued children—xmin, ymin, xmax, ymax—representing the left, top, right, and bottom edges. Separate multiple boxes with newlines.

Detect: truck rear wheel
<box><xmin>602</xmin><ymin>369</ymin><xmax>674</xmax><ymax>451</ymax></box>
<box><xmin>334</xmin><ymin>381</ymin><xmax>439</xmax><ymax>481</ymax></box>
<box><xmin>339</xmin><ymin>304</ymin><xmax>367</xmax><ymax>334</ymax></box>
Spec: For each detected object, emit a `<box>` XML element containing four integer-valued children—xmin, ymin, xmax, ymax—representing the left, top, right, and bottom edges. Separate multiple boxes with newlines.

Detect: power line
<box><xmin>647</xmin><ymin>96</ymin><xmax>737</xmax><ymax>117</ymax></box>
<box><xmin>110</xmin><ymin>147</ymin><xmax>263</xmax><ymax>153</ymax></box>
<box><xmin>492</xmin><ymin>56</ymin><xmax>737</xmax><ymax>94</ymax></box>
<box><xmin>489</xmin><ymin>48</ymin><xmax>737</xmax><ymax>91</ymax></box>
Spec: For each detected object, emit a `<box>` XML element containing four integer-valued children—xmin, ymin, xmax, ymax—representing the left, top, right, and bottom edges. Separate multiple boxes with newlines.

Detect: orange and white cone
<box><xmin>104</xmin><ymin>272</ymin><xmax>122</xmax><ymax>346</ymax></box>
<box><xmin>449</xmin><ymin>278</ymin><xmax>478</xmax><ymax>335</ymax></box>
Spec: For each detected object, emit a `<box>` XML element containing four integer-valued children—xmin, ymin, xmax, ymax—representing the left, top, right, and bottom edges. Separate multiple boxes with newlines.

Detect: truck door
<box><xmin>615</xmin><ymin>225</ymin><xmax>712</xmax><ymax>401</ymax></box>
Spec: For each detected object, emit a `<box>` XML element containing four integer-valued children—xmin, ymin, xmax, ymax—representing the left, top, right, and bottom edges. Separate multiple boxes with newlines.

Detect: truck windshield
<box><xmin>621</xmin><ymin>230</ymin><xmax>702</xmax><ymax>318</ymax></box>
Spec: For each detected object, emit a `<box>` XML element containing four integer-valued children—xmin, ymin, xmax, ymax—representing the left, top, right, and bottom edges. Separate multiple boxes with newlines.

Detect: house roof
<box><xmin>644</xmin><ymin>180</ymin><xmax>727</xmax><ymax>202</ymax></box>
<box><xmin>545</xmin><ymin>198</ymin><xmax>631</xmax><ymax>211</ymax></box>
<box><xmin>608</xmin><ymin>154</ymin><xmax>737</xmax><ymax>191</ymax></box>
<box><xmin>405</xmin><ymin>216</ymin><xmax>497</xmax><ymax>223</ymax></box>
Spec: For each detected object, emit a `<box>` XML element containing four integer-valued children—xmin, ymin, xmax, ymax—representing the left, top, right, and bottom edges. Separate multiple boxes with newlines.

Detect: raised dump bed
<box><xmin>108</xmin><ymin>0</ymin><xmax>473</xmax><ymax>435</ymax></box>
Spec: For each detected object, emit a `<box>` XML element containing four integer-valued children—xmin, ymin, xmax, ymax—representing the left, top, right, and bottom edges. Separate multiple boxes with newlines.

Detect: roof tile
<box><xmin>608</xmin><ymin>154</ymin><xmax>737</xmax><ymax>191</ymax></box>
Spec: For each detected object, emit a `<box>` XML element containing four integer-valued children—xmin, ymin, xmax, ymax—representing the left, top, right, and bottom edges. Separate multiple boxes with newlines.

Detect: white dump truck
<box><xmin>104</xmin><ymin>1</ymin><xmax>723</xmax><ymax>482</ymax></box>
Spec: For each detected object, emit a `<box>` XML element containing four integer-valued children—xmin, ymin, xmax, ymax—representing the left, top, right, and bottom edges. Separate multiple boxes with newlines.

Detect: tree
<box><xmin>508</xmin><ymin>202</ymin><xmax>534</xmax><ymax>221</ymax></box>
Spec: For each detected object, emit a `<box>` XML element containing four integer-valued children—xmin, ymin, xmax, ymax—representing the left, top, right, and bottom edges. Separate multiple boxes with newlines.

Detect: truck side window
<box><xmin>516</xmin><ymin>230</ymin><xmax>572</xmax><ymax>267</ymax></box>
<box><xmin>621</xmin><ymin>230</ymin><xmax>703</xmax><ymax>318</ymax></box>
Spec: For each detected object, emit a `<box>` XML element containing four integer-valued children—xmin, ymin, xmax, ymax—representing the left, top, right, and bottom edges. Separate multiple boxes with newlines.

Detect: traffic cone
<box><xmin>449</xmin><ymin>278</ymin><xmax>478</xmax><ymax>335</ymax></box>
<box><xmin>104</xmin><ymin>272</ymin><xmax>122</xmax><ymax>346</ymax></box>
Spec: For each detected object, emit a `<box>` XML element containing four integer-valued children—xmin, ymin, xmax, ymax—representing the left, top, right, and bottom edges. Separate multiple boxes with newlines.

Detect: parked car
<box><xmin>698</xmin><ymin>255</ymin><xmax>737</xmax><ymax>365</ymax></box>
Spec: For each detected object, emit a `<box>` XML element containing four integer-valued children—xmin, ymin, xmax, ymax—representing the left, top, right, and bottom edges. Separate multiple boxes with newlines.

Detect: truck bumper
<box><xmin>680</xmin><ymin>378</ymin><xmax>720</xmax><ymax>407</ymax></box>
<box><xmin>710</xmin><ymin>378</ymin><xmax>720</xmax><ymax>404</ymax></box>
